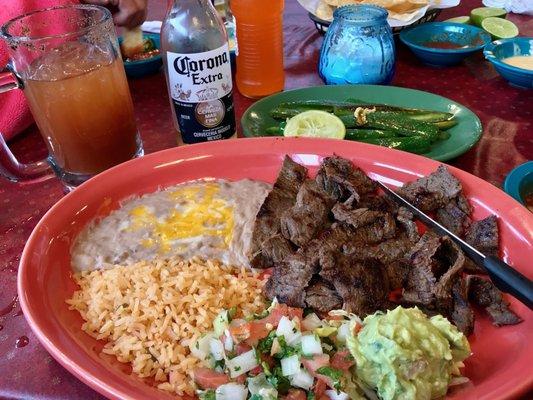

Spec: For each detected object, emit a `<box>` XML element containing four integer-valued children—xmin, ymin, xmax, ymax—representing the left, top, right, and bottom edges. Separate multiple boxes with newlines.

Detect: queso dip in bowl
<box><xmin>484</xmin><ymin>37</ymin><xmax>533</xmax><ymax>89</ymax></box>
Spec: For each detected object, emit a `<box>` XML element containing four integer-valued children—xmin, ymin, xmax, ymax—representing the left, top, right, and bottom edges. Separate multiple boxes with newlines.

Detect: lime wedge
<box><xmin>481</xmin><ymin>17</ymin><xmax>519</xmax><ymax>39</ymax></box>
<box><xmin>470</xmin><ymin>7</ymin><xmax>507</xmax><ymax>27</ymax></box>
<box><xmin>445</xmin><ymin>16</ymin><xmax>471</xmax><ymax>24</ymax></box>
<box><xmin>284</xmin><ymin>110</ymin><xmax>346</xmax><ymax>139</ymax></box>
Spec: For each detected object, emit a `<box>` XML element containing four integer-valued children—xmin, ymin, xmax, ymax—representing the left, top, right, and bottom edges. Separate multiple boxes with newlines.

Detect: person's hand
<box><xmin>81</xmin><ymin>0</ymin><xmax>148</xmax><ymax>28</ymax></box>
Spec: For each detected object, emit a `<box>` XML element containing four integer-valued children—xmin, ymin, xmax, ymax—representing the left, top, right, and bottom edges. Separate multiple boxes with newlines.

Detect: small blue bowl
<box><xmin>399</xmin><ymin>22</ymin><xmax>491</xmax><ymax>67</ymax></box>
<box><xmin>503</xmin><ymin>161</ymin><xmax>533</xmax><ymax>209</ymax></box>
<box><xmin>484</xmin><ymin>38</ymin><xmax>533</xmax><ymax>89</ymax></box>
<box><xmin>119</xmin><ymin>32</ymin><xmax>162</xmax><ymax>79</ymax></box>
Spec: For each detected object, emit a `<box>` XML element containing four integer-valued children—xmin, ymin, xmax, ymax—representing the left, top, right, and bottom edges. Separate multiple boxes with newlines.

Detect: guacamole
<box><xmin>347</xmin><ymin>307</ymin><xmax>471</xmax><ymax>400</ymax></box>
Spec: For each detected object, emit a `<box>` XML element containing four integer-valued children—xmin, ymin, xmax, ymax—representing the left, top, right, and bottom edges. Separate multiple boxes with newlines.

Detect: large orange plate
<box><xmin>18</xmin><ymin>138</ymin><xmax>533</xmax><ymax>400</ymax></box>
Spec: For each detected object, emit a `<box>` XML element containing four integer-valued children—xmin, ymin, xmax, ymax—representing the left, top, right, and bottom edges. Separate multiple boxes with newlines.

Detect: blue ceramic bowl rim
<box><xmin>503</xmin><ymin>161</ymin><xmax>533</xmax><ymax>205</ymax></box>
<box><xmin>399</xmin><ymin>22</ymin><xmax>491</xmax><ymax>54</ymax></box>
<box><xmin>333</xmin><ymin>4</ymin><xmax>388</xmax><ymax>23</ymax></box>
<box><xmin>119</xmin><ymin>32</ymin><xmax>162</xmax><ymax>66</ymax></box>
<box><xmin>484</xmin><ymin>37</ymin><xmax>533</xmax><ymax>76</ymax></box>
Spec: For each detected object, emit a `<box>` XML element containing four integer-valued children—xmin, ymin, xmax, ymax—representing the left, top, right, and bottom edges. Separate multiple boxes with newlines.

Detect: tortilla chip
<box><xmin>317</xmin><ymin>0</ymin><xmax>429</xmax><ymax>22</ymax></box>
<box><xmin>121</xmin><ymin>26</ymin><xmax>144</xmax><ymax>59</ymax></box>
<box><xmin>316</xmin><ymin>2</ymin><xmax>335</xmax><ymax>20</ymax></box>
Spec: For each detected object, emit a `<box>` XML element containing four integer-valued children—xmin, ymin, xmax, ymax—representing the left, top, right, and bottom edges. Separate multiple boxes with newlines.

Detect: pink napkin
<box><xmin>0</xmin><ymin>0</ymin><xmax>74</xmax><ymax>141</ymax></box>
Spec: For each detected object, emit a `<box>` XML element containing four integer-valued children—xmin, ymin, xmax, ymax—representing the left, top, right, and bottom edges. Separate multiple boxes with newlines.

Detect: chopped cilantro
<box><xmin>257</xmin><ymin>330</ymin><xmax>277</xmax><ymax>354</ymax></box>
<box><xmin>213</xmin><ymin>359</ymin><xmax>225</xmax><ymax>369</ymax></box>
<box><xmin>252</xmin><ymin>308</ymin><xmax>271</xmax><ymax>320</ymax></box>
<box><xmin>316</xmin><ymin>366</ymin><xmax>343</xmax><ymax>391</ymax></box>
<box><xmin>198</xmin><ymin>389</ymin><xmax>216</xmax><ymax>400</ymax></box>
<box><xmin>307</xmin><ymin>392</ymin><xmax>316</xmax><ymax>400</ymax></box>
<box><xmin>234</xmin><ymin>366</ymin><xmax>242</xmax><ymax>372</ymax></box>
<box><xmin>227</xmin><ymin>306</ymin><xmax>237</xmax><ymax>321</ymax></box>
<box><xmin>273</xmin><ymin>335</ymin><xmax>299</xmax><ymax>359</ymax></box>
<box><xmin>267</xmin><ymin>367</ymin><xmax>291</xmax><ymax>395</ymax></box>
<box><xmin>261</xmin><ymin>360</ymin><xmax>272</xmax><ymax>376</ymax></box>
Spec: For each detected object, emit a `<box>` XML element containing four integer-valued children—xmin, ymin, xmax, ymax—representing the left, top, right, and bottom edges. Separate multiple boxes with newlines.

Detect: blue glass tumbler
<box><xmin>318</xmin><ymin>5</ymin><xmax>395</xmax><ymax>85</ymax></box>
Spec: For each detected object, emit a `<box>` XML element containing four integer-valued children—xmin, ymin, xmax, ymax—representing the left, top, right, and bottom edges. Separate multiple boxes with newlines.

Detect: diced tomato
<box><xmin>314</xmin><ymin>378</ymin><xmax>328</xmax><ymax>397</ymax></box>
<box><xmin>260</xmin><ymin>353</ymin><xmax>275</xmax><ymax>368</ymax></box>
<box><xmin>246</xmin><ymin>320</ymin><xmax>272</xmax><ymax>346</ymax></box>
<box><xmin>331</xmin><ymin>349</ymin><xmax>355</xmax><ymax>371</ymax></box>
<box><xmin>230</xmin><ymin>319</ymin><xmax>274</xmax><ymax>346</ymax></box>
<box><xmin>302</xmin><ymin>354</ymin><xmax>330</xmax><ymax>376</ymax></box>
<box><xmin>302</xmin><ymin>354</ymin><xmax>334</xmax><ymax>387</ymax></box>
<box><xmin>235</xmin><ymin>374</ymin><xmax>246</xmax><ymax>384</ymax></box>
<box><xmin>257</xmin><ymin>267</ymin><xmax>273</xmax><ymax>281</ymax></box>
<box><xmin>262</xmin><ymin>304</ymin><xmax>304</xmax><ymax>326</ymax></box>
<box><xmin>229</xmin><ymin>319</ymin><xmax>250</xmax><ymax>343</ymax></box>
<box><xmin>235</xmin><ymin>342</ymin><xmax>252</xmax><ymax>355</ymax></box>
<box><xmin>282</xmin><ymin>388</ymin><xmax>307</xmax><ymax>400</ymax></box>
<box><xmin>249</xmin><ymin>365</ymin><xmax>263</xmax><ymax>375</ymax></box>
<box><xmin>193</xmin><ymin>368</ymin><xmax>229</xmax><ymax>389</ymax></box>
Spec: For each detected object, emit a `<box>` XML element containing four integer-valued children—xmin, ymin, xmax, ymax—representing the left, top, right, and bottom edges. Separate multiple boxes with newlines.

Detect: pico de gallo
<box><xmin>191</xmin><ymin>300</ymin><xmax>366</xmax><ymax>400</ymax></box>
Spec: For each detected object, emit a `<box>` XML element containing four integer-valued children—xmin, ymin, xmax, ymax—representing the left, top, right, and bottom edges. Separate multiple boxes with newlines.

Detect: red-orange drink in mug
<box><xmin>0</xmin><ymin>5</ymin><xmax>142</xmax><ymax>190</ymax></box>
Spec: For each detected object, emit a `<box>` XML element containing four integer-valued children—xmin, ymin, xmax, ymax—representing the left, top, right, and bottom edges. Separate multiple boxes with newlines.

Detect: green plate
<box><xmin>241</xmin><ymin>85</ymin><xmax>482</xmax><ymax>161</ymax></box>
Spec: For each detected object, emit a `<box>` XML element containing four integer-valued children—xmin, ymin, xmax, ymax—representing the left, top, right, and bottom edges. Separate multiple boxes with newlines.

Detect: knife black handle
<box><xmin>483</xmin><ymin>255</ymin><xmax>533</xmax><ymax>309</ymax></box>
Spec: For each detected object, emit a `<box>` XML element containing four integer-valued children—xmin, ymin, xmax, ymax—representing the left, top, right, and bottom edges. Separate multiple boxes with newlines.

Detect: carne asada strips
<box><xmin>467</xmin><ymin>276</ymin><xmax>522</xmax><ymax>326</ymax></box>
<box><xmin>451</xmin><ymin>277</ymin><xmax>475</xmax><ymax>335</ymax></box>
<box><xmin>248</xmin><ymin>156</ymin><xmax>307</xmax><ymax>268</ymax></box>
<box><xmin>398</xmin><ymin>165</ymin><xmax>462</xmax><ymax>212</ymax></box>
<box><xmin>319</xmin><ymin>249</ymin><xmax>389</xmax><ymax>316</ymax></box>
<box><xmin>263</xmin><ymin>250</ymin><xmax>319</xmax><ymax>308</ymax></box>
<box><xmin>305</xmin><ymin>279</ymin><xmax>343</xmax><ymax>313</ymax></box>
<box><xmin>357</xmin><ymin>193</ymin><xmax>397</xmax><ymax>213</ymax></box>
<box><xmin>402</xmin><ymin>232</ymin><xmax>441</xmax><ymax>307</ymax></box>
<box><xmin>280</xmin><ymin>180</ymin><xmax>336</xmax><ymax>247</ymax></box>
<box><xmin>343</xmin><ymin>236</ymin><xmax>412</xmax><ymax>289</ymax></box>
<box><xmin>402</xmin><ymin>232</ymin><xmax>465</xmax><ymax>314</ymax></box>
<box><xmin>433</xmin><ymin>236</ymin><xmax>466</xmax><ymax>316</ymax></box>
<box><xmin>261</xmin><ymin>235</ymin><xmax>294</xmax><ymax>266</ymax></box>
<box><xmin>435</xmin><ymin>193</ymin><xmax>472</xmax><ymax>237</ymax></box>
<box><xmin>332</xmin><ymin>203</ymin><xmax>397</xmax><ymax>244</ymax></box>
<box><xmin>316</xmin><ymin>155</ymin><xmax>377</xmax><ymax>204</ymax></box>
<box><xmin>463</xmin><ymin>215</ymin><xmax>499</xmax><ymax>273</ymax></box>
<box><xmin>396</xmin><ymin>207</ymin><xmax>420</xmax><ymax>243</ymax></box>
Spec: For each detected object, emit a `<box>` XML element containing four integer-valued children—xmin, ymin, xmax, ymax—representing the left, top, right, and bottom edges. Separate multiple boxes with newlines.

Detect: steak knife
<box><xmin>378</xmin><ymin>181</ymin><xmax>533</xmax><ymax>309</ymax></box>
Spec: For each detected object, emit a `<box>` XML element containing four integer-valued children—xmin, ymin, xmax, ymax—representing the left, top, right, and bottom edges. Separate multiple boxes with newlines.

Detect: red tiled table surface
<box><xmin>0</xmin><ymin>0</ymin><xmax>532</xmax><ymax>399</ymax></box>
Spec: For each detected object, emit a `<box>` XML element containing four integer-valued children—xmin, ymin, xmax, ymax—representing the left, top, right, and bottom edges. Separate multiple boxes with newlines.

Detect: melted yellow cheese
<box><xmin>128</xmin><ymin>182</ymin><xmax>234</xmax><ymax>253</ymax></box>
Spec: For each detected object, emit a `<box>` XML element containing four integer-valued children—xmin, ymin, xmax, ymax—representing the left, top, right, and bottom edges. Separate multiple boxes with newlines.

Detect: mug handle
<box><xmin>0</xmin><ymin>66</ymin><xmax>54</xmax><ymax>183</ymax></box>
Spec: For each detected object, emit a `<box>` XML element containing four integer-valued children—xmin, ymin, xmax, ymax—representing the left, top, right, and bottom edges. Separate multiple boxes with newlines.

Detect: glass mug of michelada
<box><xmin>0</xmin><ymin>5</ymin><xmax>143</xmax><ymax>191</ymax></box>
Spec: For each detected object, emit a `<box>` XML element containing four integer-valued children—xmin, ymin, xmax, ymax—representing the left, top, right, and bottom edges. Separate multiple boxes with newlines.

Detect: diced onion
<box><xmin>213</xmin><ymin>310</ymin><xmax>229</xmax><ymax>337</ymax></box>
<box><xmin>247</xmin><ymin>373</ymin><xmax>278</xmax><ymax>399</ymax></box>
<box><xmin>289</xmin><ymin>368</ymin><xmax>314</xmax><ymax>390</ymax></box>
<box><xmin>190</xmin><ymin>333</ymin><xmax>214</xmax><ymax>361</ymax></box>
<box><xmin>276</xmin><ymin>316</ymin><xmax>301</xmax><ymax>345</ymax></box>
<box><xmin>215</xmin><ymin>383</ymin><xmax>248</xmax><ymax>400</ymax></box>
<box><xmin>302</xmin><ymin>313</ymin><xmax>323</xmax><ymax>331</ymax></box>
<box><xmin>281</xmin><ymin>354</ymin><xmax>300</xmax><ymax>376</ymax></box>
<box><xmin>326</xmin><ymin>389</ymin><xmax>350</xmax><ymax>400</ymax></box>
<box><xmin>209</xmin><ymin>338</ymin><xmax>225</xmax><ymax>361</ymax></box>
<box><xmin>223</xmin><ymin>329</ymin><xmax>234</xmax><ymax>351</ymax></box>
<box><xmin>337</xmin><ymin>322</ymin><xmax>350</xmax><ymax>343</ymax></box>
<box><xmin>301</xmin><ymin>334</ymin><xmax>323</xmax><ymax>356</ymax></box>
<box><xmin>226</xmin><ymin>349</ymin><xmax>259</xmax><ymax>378</ymax></box>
